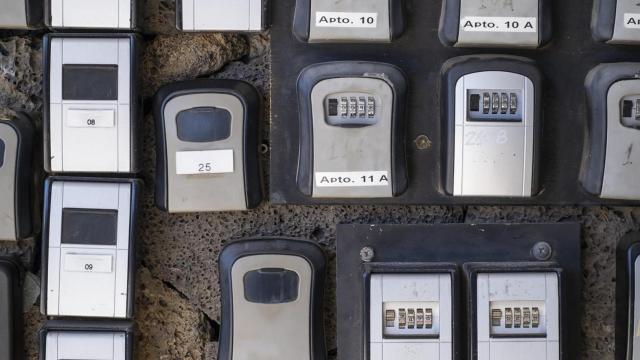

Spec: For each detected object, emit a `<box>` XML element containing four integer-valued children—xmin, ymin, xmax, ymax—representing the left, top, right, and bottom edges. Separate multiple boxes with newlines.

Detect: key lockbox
<box><xmin>41</xmin><ymin>177</ymin><xmax>140</xmax><ymax>319</ymax></box>
<box><xmin>616</xmin><ymin>232</ymin><xmax>640</xmax><ymax>360</ymax></box>
<box><xmin>218</xmin><ymin>238</ymin><xmax>327</xmax><ymax>360</ymax></box>
<box><xmin>40</xmin><ymin>320</ymin><xmax>134</xmax><ymax>360</ymax></box>
<box><xmin>46</xmin><ymin>0</ymin><xmax>137</xmax><ymax>29</ymax></box>
<box><xmin>582</xmin><ymin>63</ymin><xmax>640</xmax><ymax>200</ymax></box>
<box><xmin>0</xmin><ymin>0</ymin><xmax>42</xmax><ymax>28</ymax></box>
<box><xmin>44</xmin><ymin>33</ymin><xmax>140</xmax><ymax>174</ymax></box>
<box><xmin>439</xmin><ymin>0</ymin><xmax>551</xmax><ymax>48</ymax></box>
<box><xmin>177</xmin><ymin>0</ymin><xmax>268</xmax><ymax>31</ymax></box>
<box><xmin>154</xmin><ymin>79</ymin><xmax>263</xmax><ymax>212</ymax></box>
<box><xmin>296</xmin><ymin>61</ymin><xmax>408</xmax><ymax>199</ymax></box>
<box><xmin>0</xmin><ymin>112</ymin><xmax>34</xmax><ymax>241</ymax></box>
<box><xmin>593</xmin><ymin>0</ymin><xmax>640</xmax><ymax>44</ymax></box>
<box><xmin>0</xmin><ymin>257</ymin><xmax>22</xmax><ymax>360</ymax></box>
<box><xmin>293</xmin><ymin>0</ymin><xmax>405</xmax><ymax>43</ymax></box>
<box><xmin>441</xmin><ymin>55</ymin><xmax>542</xmax><ymax>198</ymax></box>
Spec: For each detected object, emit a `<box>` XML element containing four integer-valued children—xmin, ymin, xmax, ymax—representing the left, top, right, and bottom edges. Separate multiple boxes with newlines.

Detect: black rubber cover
<box><xmin>218</xmin><ymin>238</ymin><xmax>327</xmax><ymax>360</ymax></box>
<box><xmin>336</xmin><ymin>223</ymin><xmax>582</xmax><ymax>360</ymax></box>
<box><xmin>292</xmin><ymin>0</ymin><xmax>405</xmax><ymax>42</ymax></box>
<box><xmin>40</xmin><ymin>176</ymin><xmax>142</xmax><ymax>319</ymax></box>
<box><xmin>42</xmin><ymin>33</ymin><xmax>141</xmax><ymax>174</ymax></box>
<box><xmin>39</xmin><ymin>320</ymin><xmax>134</xmax><ymax>360</ymax></box>
<box><xmin>580</xmin><ymin>63</ymin><xmax>640</xmax><ymax>196</ymax></box>
<box><xmin>440</xmin><ymin>55</ymin><xmax>543</xmax><ymax>196</ymax></box>
<box><xmin>438</xmin><ymin>0</ymin><xmax>552</xmax><ymax>48</ymax></box>
<box><xmin>153</xmin><ymin>79</ymin><xmax>264</xmax><ymax>211</ymax></box>
<box><xmin>464</xmin><ymin>262</ymin><xmax>564</xmax><ymax>360</ymax></box>
<box><xmin>296</xmin><ymin>61</ymin><xmax>408</xmax><ymax>197</ymax></box>
<box><xmin>24</xmin><ymin>0</ymin><xmax>43</xmax><ymax>27</ymax></box>
<box><xmin>616</xmin><ymin>232</ymin><xmax>640</xmax><ymax>360</ymax></box>
<box><xmin>0</xmin><ymin>257</ymin><xmax>23</xmax><ymax>360</ymax></box>
<box><xmin>45</xmin><ymin>0</ymin><xmax>138</xmax><ymax>30</ymax></box>
<box><xmin>2</xmin><ymin>113</ymin><xmax>35</xmax><ymax>240</ymax></box>
<box><xmin>591</xmin><ymin>0</ymin><xmax>617</xmax><ymax>43</ymax></box>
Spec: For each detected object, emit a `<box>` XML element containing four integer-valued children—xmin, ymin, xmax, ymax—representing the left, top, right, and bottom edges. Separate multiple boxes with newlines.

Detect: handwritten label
<box><xmin>315</xmin><ymin>171</ymin><xmax>390</xmax><ymax>187</ymax></box>
<box><xmin>315</xmin><ymin>12</ymin><xmax>378</xmax><ymax>28</ymax></box>
<box><xmin>461</xmin><ymin>16</ymin><xmax>537</xmax><ymax>33</ymax></box>
<box><xmin>176</xmin><ymin>149</ymin><xmax>234</xmax><ymax>175</ymax></box>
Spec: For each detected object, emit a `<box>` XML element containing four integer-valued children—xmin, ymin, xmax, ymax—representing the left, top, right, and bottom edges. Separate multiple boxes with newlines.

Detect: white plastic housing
<box><xmin>45</xmin><ymin>331</ymin><xmax>126</xmax><ymax>359</ymax></box>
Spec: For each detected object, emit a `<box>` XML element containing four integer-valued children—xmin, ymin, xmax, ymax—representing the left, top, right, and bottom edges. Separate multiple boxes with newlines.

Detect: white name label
<box><xmin>315</xmin><ymin>12</ymin><xmax>378</xmax><ymax>28</ymax></box>
<box><xmin>66</xmin><ymin>109</ymin><xmax>116</xmax><ymax>128</ymax></box>
<box><xmin>176</xmin><ymin>149</ymin><xmax>234</xmax><ymax>175</ymax></box>
<box><xmin>461</xmin><ymin>16</ymin><xmax>537</xmax><ymax>33</ymax></box>
<box><xmin>64</xmin><ymin>254</ymin><xmax>113</xmax><ymax>273</ymax></box>
<box><xmin>624</xmin><ymin>14</ymin><xmax>640</xmax><ymax>28</ymax></box>
<box><xmin>315</xmin><ymin>171</ymin><xmax>390</xmax><ymax>187</ymax></box>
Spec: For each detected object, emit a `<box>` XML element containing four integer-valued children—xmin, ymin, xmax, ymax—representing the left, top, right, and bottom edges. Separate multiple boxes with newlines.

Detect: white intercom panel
<box><xmin>369</xmin><ymin>273</ymin><xmax>453</xmax><ymax>360</ymax></box>
<box><xmin>47</xmin><ymin>0</ymin><xmax>136</xmax><ymax>29</ymax></box>
<box><xmin>42</xmin><ymin>178</ymin><xmax>139</xmax><ymax>319</ymax></box>
<box><xmin>178</xmin><ymin>0</ymin><xmax>267</xmax><ymax>31</ymax></box>
<box><xmin>44</xmin><ymin>34</ymin><xmax>139</xmax><ymax>174</ymax></box>
<box><xmin>475</xmin><ymin>272</ymin><xmax>560</xmax><ymax>360</ymax></box>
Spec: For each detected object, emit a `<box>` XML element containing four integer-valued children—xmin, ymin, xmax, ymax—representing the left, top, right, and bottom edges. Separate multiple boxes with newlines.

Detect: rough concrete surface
<box><xmin>0</xmin><ymin>4</ymin><xmax>639</xmax><ymax>360</ymax></box>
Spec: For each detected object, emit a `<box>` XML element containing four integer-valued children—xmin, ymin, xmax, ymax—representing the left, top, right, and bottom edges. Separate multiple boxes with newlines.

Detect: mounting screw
<box><xmin>532</xmin><ymin>242</ymin><xmax>553</xmax><ymax>261</ymax></box>
<box><xmin>414</xmin><ymin>135</ymin><xmax>432</xmax><ymax>150</ymax></box>
<box><xmin>360</xmin><ymin>247</ymin><xmax>375</xmax><ymax>262</ymax></box>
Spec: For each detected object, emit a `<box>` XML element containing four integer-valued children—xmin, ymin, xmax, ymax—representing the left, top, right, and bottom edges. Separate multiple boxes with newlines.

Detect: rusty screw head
<box><xmin>532</xmin><ymin>242</ymin><xmax>553</xmax><ymax>261</ymax></box>
<box><xmin>414</xmin><ymin>135</ymin><xmax>432</xmax><ymax>150</ymax></box>
<box><xmin>360</xmin><ymin>247</ymin><xmax>375</xmax><ymax>262</ymax></box>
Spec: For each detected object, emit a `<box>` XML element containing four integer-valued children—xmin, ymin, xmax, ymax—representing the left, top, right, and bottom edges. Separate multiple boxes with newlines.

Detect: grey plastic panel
<box><xmin>0</xmin><ymin>123</ymin><xmax>18</xmax><ymax>241</ymax></box>
<box><xmin>611</xmin><ymin>0</ymin><xmax>640</xmax><ymax>44</ymax></box>
<box><xmin>0</xmin><ymin>0</ymin><xmax>28</xmax><ymax>28</ymax></box>
<box><xmin>311</xmin><ymin>77</ymin><xmax>394</xmax><ymax>198</ymax></box>
<box><xmin>307</xmin><ymin>0</ymin><xmax>391</xmax><ymax>42</ymax></box>
<box><xmin>61</xmin><ymin>209</ymin><xmax>118</xmax><ymax>246</ymax></box>
<box><xmin>456</xmin><ymin>0</ymin><xmax>540</xmax><ymax>47</ymax></box>
<box><xmin>62</xmin><ymin>65</ymin><xmax>119</xmax><ymax>101</ymax></box>
<box><xmin>176</xmin><ymin>107</ymin><xmax>231</xmax><ymax>142</ymax></box>
<box><xmin>231</xmin><ymin>254</ymin><xmax>313</xmax><ymax>360</ymax></box>
<box><xmin>602</xmin><ymin>80</ymin><xmax>640</xmax><ymax>200</ymax></box>
<box><xmin>163</xmin><ymin>93</ymin><xmax>248</xmax><ymax>212</ymax></box>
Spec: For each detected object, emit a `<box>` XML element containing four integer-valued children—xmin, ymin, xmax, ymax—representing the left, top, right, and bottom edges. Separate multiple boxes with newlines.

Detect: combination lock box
<box><xmin>336</xmin><ymin>223</ymin><xmax>581</xmax><ymax>360</ymax></box>
<box><xmin>177</xmin><ymin>0</ymin><xmax>268</xmax><ymax>31</ymax></box>
<box><xmin>439</xmin><ymin>0</ymin><xmax>551</xmax><ymax>48</ymax></box>
<box><xmin>592</xmin><ymin>0</ymin><xmax>640</xmax><ymax>44</ymax></box>
<box><xmin>0</xmin><ymin>113</ymin><xmax>34</xmax><ymax>241</ymax></box>
<box><xmin>0</xmin><ymin>0</ymin><xmax>42</xmax><ymax>28</ymax></box>
<box><xmin>582</xmin><ymin>63</ymin><xmax>640</xmax><ymax>200</ymax></box>
<box><xmin>154</xmin><ymin>79</ymin><xmax>263</xmax><ymax>213</ymax></box>
<box><xmin>293</xmin><ymin>0</ymin><xmax>405</xmax><ymax>43</ymax></box>
<box><xmin>46</xmin><ymin>0</ymin><xmax>137</xmax><ymax>29</ymax></box>
<box><xmin>467</xmin><ymin>265</ymin><xmax>561</xmax><ymax>360</ymax></box>
<box><xmin>616</xmin><ymin>232</ymin><xmax>640</xmax><ymax>360</ymax></box>
<box><xmin>0</xmin><ymin>257</ymin><xmax>22</xmax><ymax>360</ymax></box>
<box><xmin>41</xmin><ymin>177</ymin><xmax>140</xmax><ymax>319</ymax></box>
<box><xmin>369</xmin><ymin>268</ymin><xmax>456</xmax><ymax>360</ymax></box>
<box><xmin>296</xmin><ymin>61</ymin><xmax>408</xmax><ymax>199</ymax></box>
<box><xmin>218</xmin><ymin>238</ymin><xmax>327</xmax><ymax>360</ymax></box>
<box><xmin>441</xmin><ymin>55</ymin><xmax>542</xmax><ymax>198</ymax></box>
<box><xmin>43</xmin><ymin>33</ymin><xmax>140</xmax><ymax>174</ymax></box>
<box><xmin>40</xmin><ymin>320</ymin><xmax>134</xmax><ymax>360</ymax></box>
